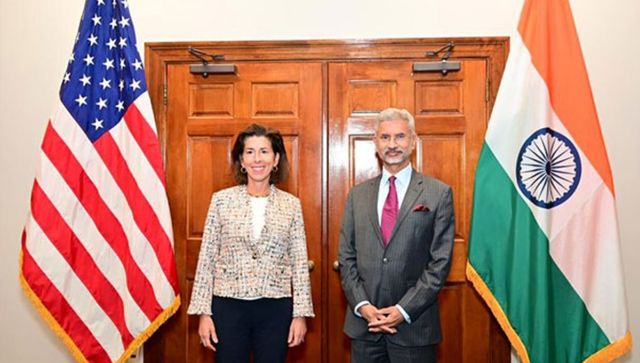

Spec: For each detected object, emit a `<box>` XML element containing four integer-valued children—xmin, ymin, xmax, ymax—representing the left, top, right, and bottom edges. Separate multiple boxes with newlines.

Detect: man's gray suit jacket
<box><xmin>338</xmin><ymin>169</ymin><xmax>455</xmax><ymax>347</ymax></box>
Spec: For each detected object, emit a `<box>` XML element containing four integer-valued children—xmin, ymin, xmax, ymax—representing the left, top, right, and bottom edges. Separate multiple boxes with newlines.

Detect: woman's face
<box><xmin>240</xmin><ymin>136</ymin><xmax>280</xmax><ymax>186</ymax></box>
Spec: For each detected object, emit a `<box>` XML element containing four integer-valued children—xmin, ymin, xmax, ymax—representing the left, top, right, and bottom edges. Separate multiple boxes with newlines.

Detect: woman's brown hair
<box><xmin>231</xmin><ymin>123</ymin><xmax>289</xmax><ymax>185</ymax></box>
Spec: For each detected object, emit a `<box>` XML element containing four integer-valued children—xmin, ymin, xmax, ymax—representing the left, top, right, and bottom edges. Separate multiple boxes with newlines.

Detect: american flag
<box><xmin>19</xmin><ymin>1</ymin><xmax>180</xmax><ymax>362</ymax></box>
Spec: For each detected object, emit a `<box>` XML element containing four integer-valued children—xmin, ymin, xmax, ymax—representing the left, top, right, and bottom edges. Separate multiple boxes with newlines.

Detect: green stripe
<box><xmin>469</xmin><ymin>143</ymin><xmax>609</xmax><ymax>363</ymax></box>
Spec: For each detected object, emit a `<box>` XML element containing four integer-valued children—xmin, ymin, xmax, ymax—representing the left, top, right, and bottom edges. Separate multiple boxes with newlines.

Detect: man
<box><xmin>338</xmin><ymin>108</ymin><xmax>454</xmax><ymax>363</ymax></box>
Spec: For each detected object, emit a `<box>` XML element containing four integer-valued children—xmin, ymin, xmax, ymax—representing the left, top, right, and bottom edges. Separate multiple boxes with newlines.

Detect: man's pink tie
<box><xmin>381</xmin><ymin>176</ymin><xmax>398</xmax><ymax>246</ymax></box>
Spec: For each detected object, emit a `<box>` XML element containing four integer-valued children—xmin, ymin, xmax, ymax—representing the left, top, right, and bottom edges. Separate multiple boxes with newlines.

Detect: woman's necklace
<box><xmin>247</xmin><ymin>191</ymin><xmax>269</xmax><ymax>198</ymax></box>
<box><xmin>246</xmin><ymin>185</ymin><xmax>270</xmax><ymax>198</ymax></box>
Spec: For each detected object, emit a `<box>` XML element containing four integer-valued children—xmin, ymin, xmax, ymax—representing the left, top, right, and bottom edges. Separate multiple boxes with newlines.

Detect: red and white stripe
<box><xmin>21</xmin><ymin>95</ymin><xmax>179</xmax><ymax>362</ymax></box>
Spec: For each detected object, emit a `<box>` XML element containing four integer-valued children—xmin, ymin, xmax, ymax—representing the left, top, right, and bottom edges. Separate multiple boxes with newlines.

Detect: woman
<box><xmin>187</xmin><ymin>123</ymin><xmax>314</xmax><ymax>363</ymax></box>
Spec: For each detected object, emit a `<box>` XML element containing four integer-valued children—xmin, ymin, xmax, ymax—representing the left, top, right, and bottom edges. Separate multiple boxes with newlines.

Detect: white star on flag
<box><xmin>74</xmin><ymin>94</ymin><xmax>87</xmax><ymax>106</ymax></box>
<box><xmin>129</xmin><ymin>79</ymin><xmax>141</xmax><ymax>91</ymax></box>
<box><xmin>91</xmin><ymin>118</ymin><xmax>104</xmax><ymax>129</ymax></box>
<box><xmin>87</xmin><ymin>33</ymin><xmax>98</xmax><ymax>46</ymax></box>
<box><xmin>99</xmin><ymin>78</ymin><xmax>111</xmax><ymax>89</ymax></box>
<box><xmin>132</xmin><ymin>59</ymin><xmax>143</xmax><ymax>70</ymax></box>
<box><xmin>83</xmin><ymin>54</ymin><xmax>95</xmax><ymax>66</ymax></box>
<box><xmin>96</xmin><ymin>98</ymin><xmax>107</xmax><ymax>109</ymax></box>
<box><xmin>119</xmin><ymin>16</ymin><xmax>130</xmax><ymax>27</ymax></box>
<box><xmin>103</xmin><ymin>58</ymin><xmax>115</xmax><ymax>70</ymax></box>
<box><xmin>79</xmin><ymin>74</ymin><xmax>91</xmax><ymax>86</ymax></box>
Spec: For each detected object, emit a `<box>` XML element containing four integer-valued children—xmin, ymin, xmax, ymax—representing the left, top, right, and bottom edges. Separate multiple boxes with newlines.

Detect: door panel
<box><xmin>327</xmin><ymin>60</ymin><xmax>494</xmax><ymax>362</ymax></box>
<box><xmin>151</xmin><ymin>62</ymin><xmax>323</xmax><ymax>363</ymax></box>
<box><xmin>145</xmin><ymin>38</ymin><xmax>511</xmax><ymax>363</ymax></box>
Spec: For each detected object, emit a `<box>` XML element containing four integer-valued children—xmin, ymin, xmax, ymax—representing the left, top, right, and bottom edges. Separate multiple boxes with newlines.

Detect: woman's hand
<box><xmin>198</xmin><ymin>314</ymin><xmax>218</xmax><ymax>351</ymax></box>
<box><xmin>287</xmin><ymin>317</ymin><xmax>307</xmax><ymax>347</ymax></box>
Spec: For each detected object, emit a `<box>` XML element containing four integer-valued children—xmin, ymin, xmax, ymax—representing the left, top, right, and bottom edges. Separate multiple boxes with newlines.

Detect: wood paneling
<box><xmin>187</xmin><ymin>136</ymin><xmax>234</xmax><ymax>236</ymax></box>
<box><xmin>327</xmin><ymin>58</ymin><xmax>496</xmax><ymax>362</ymax></box>
<box><xmin>251</xmin><ymin>82</ymin><xmax>299</xmax><ymax>118</ymax></box>
<box><xmin>415</xmin><ymin>80</ymin><xmax>464</xmax><ymax>116</ymax></box>
<box><xmin>349</xmin><ymin>80</ymin><xmax>397</xmax><ymax>115</ymax></box>
<box><xmin>147</xmin><ymin>61</ymin><xmax>322</xmax><ymax>363</ymax></box>
<box><xmin>145</xmin><ymin>38</ymin><xmax>509</xmax><ymax>363</ymax></box>
<box><xmin>189</xmin><ymin>84</ymin><xmax>234</xmax><ymax>117</ymax></box>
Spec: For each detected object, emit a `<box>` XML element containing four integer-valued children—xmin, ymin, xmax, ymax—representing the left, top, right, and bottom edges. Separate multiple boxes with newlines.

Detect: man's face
<box><xmin>374</xmin><ymin>118</ymin><xmax>416</xmax><ymax>171</ymax></box>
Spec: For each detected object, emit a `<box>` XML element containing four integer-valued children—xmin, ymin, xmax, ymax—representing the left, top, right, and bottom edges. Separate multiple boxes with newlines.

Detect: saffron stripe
<box><xmin>22</xmin><ymin>247</ymin><xmax>112</xmax><ymax>363</ymax></box>
<box><xmin>94</xmin><ymin>132</ymin><xmax>179</xmax><ymax>293</ymax></box>
<box><xmin>482</xmin><ymin>33</ymin><xmax>629</xmax><ymax>342</ymax></box>
<box><xmin>469</xmin><ymin>144</ymin><xmax>610</xmax><ymax>363</ymax></box>
<box><xmin>518</xmin><ymin>0</ymin><xmax>614</xmax><ymax>193</ymax></box>
<box><xmin>42</xmin><ymin>121</ymin><xmax>164</xmax><ymax>320</ymax></box>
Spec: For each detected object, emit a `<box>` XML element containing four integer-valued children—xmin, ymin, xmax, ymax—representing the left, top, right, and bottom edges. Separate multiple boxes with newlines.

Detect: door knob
<box><xmin>332</xmin><ymin>260</ymin><xmax>340</xmax><ymax>271</ymax></box>
<box><xmin>308</xmin><ymin>260</ymin><xmax>315</xmax><ymax>272</ymax></box>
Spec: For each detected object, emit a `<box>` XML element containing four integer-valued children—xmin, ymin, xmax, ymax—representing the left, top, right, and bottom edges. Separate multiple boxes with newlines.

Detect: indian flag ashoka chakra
<box><xmin>516</xmin><ymin>127</ymin><xmax>582</xmax><ymax>209</ymax></box>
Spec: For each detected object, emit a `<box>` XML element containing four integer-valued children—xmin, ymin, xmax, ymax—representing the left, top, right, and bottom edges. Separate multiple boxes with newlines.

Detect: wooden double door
<box><xmin>144</xmin><ymin>38</ymin><xmax>509</xmax><ymax>363</ymax></box>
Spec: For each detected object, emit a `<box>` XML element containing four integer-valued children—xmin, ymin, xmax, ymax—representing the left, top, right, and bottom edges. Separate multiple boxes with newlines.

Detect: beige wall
<box><xmin>1</xmin><ymin>0</ymin><xmax>637</xmax><ymax>361</ymax></box>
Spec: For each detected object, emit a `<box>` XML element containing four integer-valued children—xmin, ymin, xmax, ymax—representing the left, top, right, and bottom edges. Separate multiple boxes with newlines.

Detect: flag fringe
<box><xmin>19</xmin><ymin>249</ymin><xmax>181</xmax><ymax>363</ymax></box>
<box><xmin>466</xmin><ymin>262</ymin><xmax>531</xmax><ymax>363</ymax></box>
<box><xmin>19</xmin><ymin>249</ymin><xmax>89</xmax><ymax>363</ymax></box>
<box><xmin>116</xmin><ymin>295</ymin><xmax>181</xmax><ymax>363</ymax></box>
<box><xmin>584</xmin><ymin>331</ymin><xmax>632</xmax><ymax>363</ymax></box>
<box><xmin>467</xmin><ymin>262</ymin><xmax>632</xmax><ymax>363</ymax></box>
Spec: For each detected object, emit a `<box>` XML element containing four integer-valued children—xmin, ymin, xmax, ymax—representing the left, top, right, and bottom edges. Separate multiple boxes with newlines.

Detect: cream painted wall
<box><xmin>1</xmin><ymin>0</ymin><xmax>637</xmax><ymax>362</ymax></box>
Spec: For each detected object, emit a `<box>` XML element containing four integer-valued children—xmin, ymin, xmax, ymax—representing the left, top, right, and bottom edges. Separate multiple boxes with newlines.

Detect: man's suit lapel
<box><xmin>388</xmin><ymin>170</ymin><xmax>424</xmax><ymax>245</ymax></box>
<box><xmin>367</xmin><ymin>176</ymin><xmax>384</xmax><ymax>245</ymax></box>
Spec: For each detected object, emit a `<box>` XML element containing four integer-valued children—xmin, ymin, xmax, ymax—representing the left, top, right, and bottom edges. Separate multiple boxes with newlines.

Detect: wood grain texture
<box><xmin>145</xmin><ymin>37</ymin><xmax>508</xmax><ymax>363</ymax></box>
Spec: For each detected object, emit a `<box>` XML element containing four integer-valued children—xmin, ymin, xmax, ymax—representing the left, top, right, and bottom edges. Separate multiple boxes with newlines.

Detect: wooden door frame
<box><xmin>145</xmin><ymin>37</ymin><xmax>509</xmax><ymax>363</ymax></box>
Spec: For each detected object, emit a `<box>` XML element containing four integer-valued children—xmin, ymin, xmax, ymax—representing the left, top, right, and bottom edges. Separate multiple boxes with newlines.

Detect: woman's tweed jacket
<box><xmin>187</xmin><ymin>184</ymin><xmax>314</xmax><ymax>317</ymax></box>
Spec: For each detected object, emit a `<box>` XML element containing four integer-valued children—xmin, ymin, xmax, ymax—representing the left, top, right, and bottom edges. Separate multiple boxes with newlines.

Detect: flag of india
<box><xmin>466</xmin><ymin>0</ymin><xmax>632</xmax><ymax>362</ymax></box>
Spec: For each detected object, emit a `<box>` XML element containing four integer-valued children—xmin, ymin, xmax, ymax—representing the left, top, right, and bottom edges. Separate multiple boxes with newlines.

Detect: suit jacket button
<box><xmin>382</xmin><ymin>257</ymin><xmax>388</xmax><ymax>263</ymax></box>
